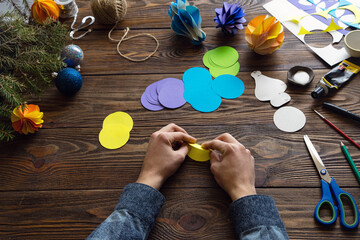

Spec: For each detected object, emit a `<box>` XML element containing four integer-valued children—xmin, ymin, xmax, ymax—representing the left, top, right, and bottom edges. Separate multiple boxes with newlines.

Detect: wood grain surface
<box><xmin>1</xmin><ymin>0</ymin><xmax>360</xmax><ymax>239</ymax></box>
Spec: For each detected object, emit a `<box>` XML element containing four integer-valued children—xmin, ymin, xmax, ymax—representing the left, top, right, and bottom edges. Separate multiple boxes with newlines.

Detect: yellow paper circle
<box><xmin>103</xmin><ymin>111</ymin><xmax>133</xmax><ymax>131</ymax></box>
<box><xmin>99</xmin><ymin>124</ymin><xmax>130</xmax><ymax>149</ymax></box>
<box><xmin>187</xmin><ymin>143</ymin><xmax>210</xmax><ymax>162</ymax></box>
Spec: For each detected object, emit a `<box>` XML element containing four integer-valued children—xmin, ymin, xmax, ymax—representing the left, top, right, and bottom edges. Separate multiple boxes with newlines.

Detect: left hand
<box><xmin>136</xmin><ymin>123</ymin><xmax>196</xmax><ymax>190</ymax></box>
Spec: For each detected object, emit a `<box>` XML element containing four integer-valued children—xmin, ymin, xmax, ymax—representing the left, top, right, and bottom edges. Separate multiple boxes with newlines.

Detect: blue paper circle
<box><xmin>186</xmin><ymin>88</ymin><xmax>221</xmax><ymax>112</ymax></box>
<box><xmin>183</xmin><ymin>67</ymin><xmax>212</xmax><ymax>89</ymax></box>
<box><xmin>211</xmin><ymin>74</ymin><xmax>245</xmax><ymax>99</ymax></box>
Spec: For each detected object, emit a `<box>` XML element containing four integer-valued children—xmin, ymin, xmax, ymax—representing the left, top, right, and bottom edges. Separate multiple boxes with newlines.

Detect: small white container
<box><xmin>344</xmin><ymin>30</ymin><xmax>360</xmax><ymax>58</ymax></box>
<box><xmin>287</xmin><ymin>66</ymin><xmax>314</xmax><ymax>86</ymax></box>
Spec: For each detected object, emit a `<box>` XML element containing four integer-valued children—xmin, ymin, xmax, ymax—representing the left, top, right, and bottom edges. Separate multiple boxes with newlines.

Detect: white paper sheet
<box><xmin>263</xmin><ymin>0</ymin><xmax>351</xmax><ymax>66</ymax></box>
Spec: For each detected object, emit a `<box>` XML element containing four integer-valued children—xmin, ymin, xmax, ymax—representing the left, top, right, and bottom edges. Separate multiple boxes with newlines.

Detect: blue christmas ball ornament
<box><xmin>54</xmin><ymin>68</ymin><xmax>83</xmax><ymax>96</ymax></box>
<box><xmin>61</xmin><ymin>44</ymin><xmax>84</xmax><ymax>68</ymax></box>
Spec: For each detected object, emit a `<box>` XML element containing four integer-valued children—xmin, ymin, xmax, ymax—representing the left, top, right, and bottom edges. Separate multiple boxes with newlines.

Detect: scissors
<box><xmin>304</xmin><ymin>135</ymin><xmax>359</xmax><ymax>229</ymax></box>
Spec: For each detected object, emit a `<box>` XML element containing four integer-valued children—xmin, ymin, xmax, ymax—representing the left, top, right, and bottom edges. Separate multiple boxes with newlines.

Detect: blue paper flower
<box><xmin>168</xmin><ymin>0</ymin><xmax>206</xmax><ymax>45</ymax></box>
<box><xmin>214</xmin><ymin>2</ymin><xmax>246</xmax><ymax>35</ymax></box>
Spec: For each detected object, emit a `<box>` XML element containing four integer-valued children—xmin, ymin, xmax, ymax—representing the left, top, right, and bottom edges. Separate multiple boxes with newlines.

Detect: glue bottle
<box><xmin>311</xmin><ymin>58</ymin><xmax>360</xmax><ymax>99</ymax></box>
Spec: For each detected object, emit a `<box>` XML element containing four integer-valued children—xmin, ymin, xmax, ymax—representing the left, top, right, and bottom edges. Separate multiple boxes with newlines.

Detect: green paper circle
<box><xmin>210</xmin><ymin>62</ymin><xmax>240</xmax><ymax>78</ymax></box>
<box><xmin>210</xmin><ymin>46</ymin><xmax>239</xmax><ymax>68</ymax></box>
<box><xmin>202</xmin><ymin>50</ymin><xmax>214</xmax><ymax>68</ymax></box>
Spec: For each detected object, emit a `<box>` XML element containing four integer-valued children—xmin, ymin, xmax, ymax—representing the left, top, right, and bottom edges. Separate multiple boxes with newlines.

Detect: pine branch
<box><xmin>0</xmin><ymin>74</ymin><xmax>24</xmax><ymax>106</ymax></box>
<box><xmin>0</xmin><ymin>11</ymin><xmax>70</xmax><ymax>141</ymax></box>
<box><xmin>0</xmin><ymin>120</ymin><xmax>15</xmax><ymax>142</ymax></box>
<box><xmin>0</xmin><ymin>102</ymin><xmax>12</xmax><ymax>118</ymax></box>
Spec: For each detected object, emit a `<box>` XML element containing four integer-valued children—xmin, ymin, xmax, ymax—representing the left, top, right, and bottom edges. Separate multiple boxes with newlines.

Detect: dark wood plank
<box><xmin>0</xmin><ymin>188</ymin><xmax>359</xmax><ymax>239</ymax></box>
<box><xmin>1</xmin><ymin>123</ymin><xmax>360</xmax><ymax>191</ymax></box>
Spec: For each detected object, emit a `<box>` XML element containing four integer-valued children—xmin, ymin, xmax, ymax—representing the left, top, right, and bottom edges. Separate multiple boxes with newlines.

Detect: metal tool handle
<box><xmin>315</xmin><ymin>179</ymin><xmax>338</xmax><ymax>225</ymax></box>
<box><xmin>330</xmin><ymin>178</ymin><xmax>359</xmax><ymax>230</ymax></box>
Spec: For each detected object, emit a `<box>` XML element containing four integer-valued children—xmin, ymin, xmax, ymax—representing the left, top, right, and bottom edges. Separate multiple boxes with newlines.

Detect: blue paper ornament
<box><xmin>54</xmin><ymin>68</ymin><xmax>83</xmax><ymax>96</ymax></box>
<box><xmin>214</xmin><ymin>2</ymin><xmax>246</xmax><ymax>35</ymax></box>
<box><xmin>168</xmin><ymin>0</ymin><xmax>206</xmax><ymax>45</ymax></box>
<box><xmin>60</xmin><ymin>44</ymin><xmax>84</xmax><ymax>68</ymax></box>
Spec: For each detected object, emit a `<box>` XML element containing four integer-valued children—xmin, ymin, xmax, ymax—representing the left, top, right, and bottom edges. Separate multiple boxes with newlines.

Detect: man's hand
<box><xmin>202</xmin><ymin>133</ymin><xmax>256</xmax><ymax>201</ymax></box>
<box><xmin>136</xmin><ymin>123</ymin><xmax>196</xmax><ymax>190</ymax></box>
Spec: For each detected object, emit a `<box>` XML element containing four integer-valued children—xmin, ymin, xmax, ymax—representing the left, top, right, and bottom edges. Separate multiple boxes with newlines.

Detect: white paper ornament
<box><xmin>270</xmin><ymin>92</ymin><xmax>291</xmax><ymax>107</ymax></box>
<box><xmin>251</xmin><ymin>71</ymin><xmax>287</xmax><ymax>101</ymax></box>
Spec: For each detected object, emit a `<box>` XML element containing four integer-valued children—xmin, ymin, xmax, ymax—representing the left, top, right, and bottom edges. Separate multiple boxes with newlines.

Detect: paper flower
<box><xmin>31</xmin><ymin>0</ymin><xmax>60</xmax><ymax>25</ymax></box>
<box><xmin>245</xmin><ymin>15</ymin><xmax>284</xmax><ymax>55</ymax></box>
<box><xmin>11</xmin><ymin>104</ymin><xmax>44</xmax><ymax>135</ymax></box>
<box><xmin>214</xmin><ymin>2</ymin><xmax>246</xmax><ymax>35</ymax></box>
<box><xmin>168</xmin><ymin>0</ymin><xmax>206</xmax><ymax>45</ymax></box>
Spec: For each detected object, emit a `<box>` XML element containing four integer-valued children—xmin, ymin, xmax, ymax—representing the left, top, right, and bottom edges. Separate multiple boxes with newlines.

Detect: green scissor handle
<box><xmin>330</xmin><ymin>178</ymin><xmax>359</xmax><ymax>230</ymax></box>
<box><xmin>315</xmin><ymin>178</ymin><xmax>359</xmax><ymax>230</ymax></box>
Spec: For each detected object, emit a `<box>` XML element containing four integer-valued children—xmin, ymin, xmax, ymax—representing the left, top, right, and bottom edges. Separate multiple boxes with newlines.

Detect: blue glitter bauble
<box><xmin>55</xmin><ymin>68</ymin><xmax>83</xmax><ymax>96</ymax></box>
<box><xmin>60</xmin><ymin>44</ymin><xmax>84</xmax><ymax>68</ymax></box>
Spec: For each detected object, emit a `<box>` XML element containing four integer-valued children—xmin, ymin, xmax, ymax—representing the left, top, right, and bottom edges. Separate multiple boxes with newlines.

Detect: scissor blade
<box><xmin>304</xmin><ymin>135</ymin><xmax>331</xmax><ymax>183</ymax></box>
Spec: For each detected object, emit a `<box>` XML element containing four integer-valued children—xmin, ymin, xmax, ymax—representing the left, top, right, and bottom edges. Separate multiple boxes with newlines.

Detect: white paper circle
<box><xmin>273</xmin><ymin>106</ymin><xmax>306</xmax><ymax>132</ymax></box>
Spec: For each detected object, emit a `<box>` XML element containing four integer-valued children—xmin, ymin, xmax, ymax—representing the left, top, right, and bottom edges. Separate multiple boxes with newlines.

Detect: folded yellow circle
<box><xmin>187</xmin><ymin>143</ymin><xmax>210</xmax><ymax>162</ymax></box>
<box><xmin>99</xmin><ymin>124</ymin><xmax>130</xmax><ymax>149</ymax></box>
<box><xmin>103</xmin><ymin>112</ymin><xmax>133</xmax><ymax>131</ymax></box>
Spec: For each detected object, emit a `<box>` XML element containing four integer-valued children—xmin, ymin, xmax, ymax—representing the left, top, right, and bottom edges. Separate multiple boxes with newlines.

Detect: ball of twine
<box><xmin>90</xmin><ymin>0</ymin><xmax>127</xmax><ymax>25</ymax></box>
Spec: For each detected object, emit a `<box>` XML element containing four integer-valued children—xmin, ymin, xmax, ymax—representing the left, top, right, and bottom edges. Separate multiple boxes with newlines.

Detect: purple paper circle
<box><xmin>148</xmin><ymin>83</ymin><xmax>159</xmax><ymax>103</ymax></box>
<box><xmin>158</xmin><ymin>80</ymin><xmax>186</xmax><ymax>109</ymax></box>
<box><xmin>141</xmin><ymin>92</ymin><xmax>164</xmax><ymax>111</ymax></box>
<box><xmin>144</xmin><ymin>82</ymin><xmax>160</xmax><ymax>105</ymax></box>
<box><xmin>156</xmin><ymin>78</ymin><xmax>180</xmax><ymax>94</ymax></box>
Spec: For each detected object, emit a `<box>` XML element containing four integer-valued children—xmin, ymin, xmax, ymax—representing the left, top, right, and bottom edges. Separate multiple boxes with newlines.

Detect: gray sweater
<box><xmin>87</xmin><ymin>183</ymin><xmax>289</xmax><ymax>240</ymax></box>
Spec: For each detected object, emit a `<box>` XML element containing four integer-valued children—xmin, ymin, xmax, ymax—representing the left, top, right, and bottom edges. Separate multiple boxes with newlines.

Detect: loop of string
<box><xmin>108</xmin><ymin>23</ymin><xmax>159</xmax><ymax>62</ymax></box>
<box><xmin>70</xmin><ymin>8</ymin><xmax>95</xmax><ymax>40</ymax></box>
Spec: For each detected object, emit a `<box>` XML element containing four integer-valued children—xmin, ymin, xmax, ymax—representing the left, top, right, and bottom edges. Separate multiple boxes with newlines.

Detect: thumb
<box><xmin>176</xmin><ymin>142</ymin><xmax>190</xmax><ymax>158</ymax></box>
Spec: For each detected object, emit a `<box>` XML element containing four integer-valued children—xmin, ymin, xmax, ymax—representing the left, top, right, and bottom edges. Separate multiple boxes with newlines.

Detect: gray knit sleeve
<box><xmin>230</xmin><ymin>195</ymin><xmax>289</xmax><ymax>240</ymax></box>
<box><xmin>87</xmin><ymin>183</ymin><xmax>165</xmax><ymax>240</ymax></box>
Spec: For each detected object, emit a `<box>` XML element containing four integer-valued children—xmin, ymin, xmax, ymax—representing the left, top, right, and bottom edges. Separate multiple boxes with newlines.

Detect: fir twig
<box><xmin>0</xmin><ymin>11</ymin><xmax>70</xmax><ymax>141</ymax></box>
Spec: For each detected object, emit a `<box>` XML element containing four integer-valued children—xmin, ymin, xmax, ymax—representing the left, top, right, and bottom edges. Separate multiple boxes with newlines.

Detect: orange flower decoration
<box><xmin>11</xmin><ymin>104</ymin><xmax>44</xmax><ymax>135</ymax></box>
<box><xmin>31</xmin><ymin>0</ymin><xmax>60</xmax><ymax>24</ymax></box>
<box><xmin>245</xmin><ymin>15</ymin><xmax>284</xmax><ymax>55</ymax></box>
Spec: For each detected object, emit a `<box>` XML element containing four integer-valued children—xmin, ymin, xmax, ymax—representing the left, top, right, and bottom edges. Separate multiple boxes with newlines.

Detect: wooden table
<box><xmin>1</xmin><ymin>0</ymin><xmax>360</xmax><ymax>239</ymax></box>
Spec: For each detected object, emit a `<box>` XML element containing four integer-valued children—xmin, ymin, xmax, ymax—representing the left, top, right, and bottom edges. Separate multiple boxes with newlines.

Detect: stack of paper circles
<box><xmin>141</xmin><ymin>78</ymin><xmax>186</xmax><ymax>111</ymax></box>
<box><xmin>99</xmin><ymin>112</ymin><xmax>133</xmax><ymax>149</ymax></box>
<box><xmin>187</xmin><ymin>143</ymin><xmax>210</xmax><ymax>162</ymax></box>
<box><xmin>183</xmin><ymin>67</ymin><xmax>245</xmax><ymax>113</ymax></box>
<box><xmin>203</xmin><ymin>46</ymin><xmax>240</xmax><ymax>78</ymax></box>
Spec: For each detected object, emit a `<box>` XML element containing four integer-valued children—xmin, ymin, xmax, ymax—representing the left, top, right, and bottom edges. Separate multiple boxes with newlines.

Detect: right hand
<box><xmin>202</xmin><ymin>133</ymin><xmax>256</xmax><ymax>201</ymax></box>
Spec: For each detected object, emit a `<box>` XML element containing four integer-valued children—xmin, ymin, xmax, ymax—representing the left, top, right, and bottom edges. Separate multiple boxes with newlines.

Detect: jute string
<box><xmin>108</xmin><ymin>24</ymin><xmax>159</xmax><ymax>62</ymax></box>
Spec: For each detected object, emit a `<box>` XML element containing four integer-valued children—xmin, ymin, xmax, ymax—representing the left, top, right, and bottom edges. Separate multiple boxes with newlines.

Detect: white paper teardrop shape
<box><xmin>251</xmin><ymin>71</ymin><xmax>287</xmax><ymax>101</ymax></box>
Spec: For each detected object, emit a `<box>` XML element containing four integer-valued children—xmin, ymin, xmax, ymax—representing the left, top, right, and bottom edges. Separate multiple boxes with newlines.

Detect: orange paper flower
<box><xmin>31</xmin><ymin>0</ymin><xmax>60</xmax><ymax>24</ymax></box>
<box><xmin>11</xmin><ymin>104</ymin><xmax>44</xmax><ymax>135</ymax></box>
<box><xmin>245</xmin><ymin>15</ymin><xmax>284</xmax><ymax>55</ymax></box>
